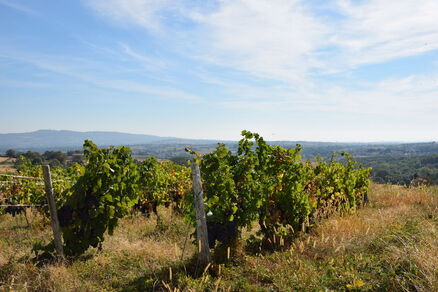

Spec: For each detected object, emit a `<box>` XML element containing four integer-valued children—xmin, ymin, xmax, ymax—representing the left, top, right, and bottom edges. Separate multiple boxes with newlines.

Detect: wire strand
<box><xmin>0</xmin><ymin>173</ymin><xmax>43</xmax><ymax>180</ymax></box>
<box><xmin>0</xmin><ymin>204</ymin><xmax>48</xmax><ymax>207</ymax></box>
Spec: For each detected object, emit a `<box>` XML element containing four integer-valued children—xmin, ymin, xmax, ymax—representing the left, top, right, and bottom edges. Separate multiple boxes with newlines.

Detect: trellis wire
<box><xmin>0</xmin><ymin>181</ymin><xmax>184</xmax><ymax>190</ymax></box>
<box><xmin>0</xmin><ymin>174</ymin><xmax>67</xmax><ymax>183</ymax></box>
<box><xmin>0</xmin><ymin>204</ymin><xmax>47</xmax><ymax>207</ymax></box>
<box><xmin>0</xmin><ymin>180</ymin><xmax>45</xmax><ymax>185</ymax></box>
<box><xmin>0</xmin><ymin>173</ymin><xmax>43</xmax><ymax>180</ymax></box>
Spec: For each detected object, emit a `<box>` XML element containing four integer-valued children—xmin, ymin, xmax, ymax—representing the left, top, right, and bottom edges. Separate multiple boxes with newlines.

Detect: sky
<box><xmin>0</xmin><ymin>0</ymin><xmax>437</xmax><ymax>142</ymax></box>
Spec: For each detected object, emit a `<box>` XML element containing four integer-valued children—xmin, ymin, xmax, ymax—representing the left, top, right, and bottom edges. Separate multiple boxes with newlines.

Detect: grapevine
<box><xmin>55</xmin><ymin>140</ymin><xmax>140</xmax><ymax>256</ymax></box>
<box><xmin>185</xmin><ymin>130</ymin><xmax>371</xmax><ymax>250</ymax></box>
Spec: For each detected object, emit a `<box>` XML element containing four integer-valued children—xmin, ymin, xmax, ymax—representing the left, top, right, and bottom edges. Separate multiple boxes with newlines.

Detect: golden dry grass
<box><xmin>0</xmin><ymin>166</ymin><xmax>16</xmax><ymax>173</ymax></box>
<box><xmin>0</xmin><ymin>207</ymin><xmax>195</xmax><ymax>291</ymax></box>
<box><xmin>0</xmin><ymin>157</ymin><xmax>16</xmax><ymax>173</ymax></box>
<box><xmin>192</xmin><ymin>184</ymin><xmax>438</xmax><ymax>291</ymax></box>
<box><xmin>0</xmin><ymin>157</ymin><xmax>12</xmax><ymax>163</ymax></box>
<box><xmin>301</xmin><ymin>184</ymin><xmax>437</xmax><ymax>254</ymax></box>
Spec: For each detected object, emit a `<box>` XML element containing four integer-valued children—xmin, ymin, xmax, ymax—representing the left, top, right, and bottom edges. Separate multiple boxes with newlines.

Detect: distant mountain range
<box><xmin>1</xmin><ymin>130</ymin><xmax>437</xmax><ymax>160</ymax></box>
<box><xmin>0</xmin><ymin>130</ymin><xmax>224</xmax><ymax>151</ymax></box>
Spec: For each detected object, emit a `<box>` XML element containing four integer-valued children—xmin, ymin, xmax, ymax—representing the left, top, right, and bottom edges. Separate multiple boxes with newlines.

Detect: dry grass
<box><xmin>209</xmin><ymin>185</ymin><xmax>437</xmax><ymax>292</ymax></box>
<box><xmin>0</xmin><ymin>208</ymin><xmax>195</xmax><ymax>291</ymax></box>
<box><xmin>0</xmin><ymin>157</ymin><xmax>12</xmax><ymax>163</ymax></box>
<box><xmin>0</xmin><ymin>156</ymin><xmax>16</xmax><ymax>173</ymax></box>
<box><xmin>1</xmin><ymin>184</ymin><xmax>437</xmax><ymax>291</ymax></box>
<box><xmin>0</xmin><ymin>166</ymin><xmax>16</xmax><ymax>173</ymax></box>
<box><xmin>303</xmin><ymin>184</ymin><xmax>437</xmax><ymax>254</ymax></box>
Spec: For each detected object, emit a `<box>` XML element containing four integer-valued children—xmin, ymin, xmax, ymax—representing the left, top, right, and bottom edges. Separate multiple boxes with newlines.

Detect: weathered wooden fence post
<box><xmin>42</xmin><ymin>165</ymin><xmax>64</xmax><ymax>258</ymax></box>
<box><xmin>191</xmin><ymin>161</ymin><xmax>211</xmax><ymax>266</ymax></box>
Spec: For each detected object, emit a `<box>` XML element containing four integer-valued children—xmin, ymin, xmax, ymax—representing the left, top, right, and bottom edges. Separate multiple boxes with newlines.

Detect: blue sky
<box><xmin>0</xmin><ymin>0</ymin><xmax>437</xmax><ymax>142</ymax></box>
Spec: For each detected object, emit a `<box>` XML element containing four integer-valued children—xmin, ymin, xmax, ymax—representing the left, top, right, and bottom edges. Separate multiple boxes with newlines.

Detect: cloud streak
<box><xmin>331</xmin><ymin>0</ymin><xmax>438</xmax><ymax>69</ymax></box>
<box><xmin>2</xmin><ymin>0</ymin><xmax>437</xmax><ymax>141</ymax></box>
<box><xmin>80</xmin><ymin>0</ymin><xmax>438</xmax><ymax>127</ymax></box>
<box><xmin>0</xmin><ymin>50</ymin><xmax>203</xmax><ymax>103</ymax></box>
<box><xmin>86</xmin><ymin>0</ymin><xmax>438</xmax><ymax>78</ymax></box>
<box><xmin>119</xmin><ymin>43</ymin><xmax>168</xmax><ymax>70</ymax></box>
<box><xmin>217</xmin><ymin>74</ymin><xmax>438</xmax><ymax>117</ymax></box>
<box><xmin>0</xmin><ymin>0</ymin><xmax>38</xmax><ymax>15</ymax></box>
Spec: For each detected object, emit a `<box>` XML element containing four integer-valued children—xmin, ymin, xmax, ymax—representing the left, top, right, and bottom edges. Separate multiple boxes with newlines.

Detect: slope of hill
<box><xmin>0</xmin><ymin>130</ymin><xmax>224</xmax><ymax>151</ymax></box>
<box><xmin>131</xmin><ymin>141</ymin><xmax>438</xmax><ymax>160</ymax></box>
<box><xmin>358</xmin><ymin>154</ymin><xmax>438</xmax><ymax>185</ymax></box>
<box><xmin>0</xmin><ymin>130</ymin><xmax>162</xmax><ymax>150</ymax></box>
<box><xmin>1</xmin><ymin>130</ymin><xmax>437</xmax><ymax>160</ymax></box>
<box><xmin>1</xmin><ymin>184</ymin><xmax>437</xmax><ymax>291</ymax></box>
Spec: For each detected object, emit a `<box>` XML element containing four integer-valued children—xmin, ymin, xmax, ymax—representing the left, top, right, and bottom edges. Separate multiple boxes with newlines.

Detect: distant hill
<box><xmin>0</xmin><ymin>130</ymin><xmax>223</xmax><ymax>151</ymax></box>
<box><xmin>1</xmin><ymin>130</ymin><xmax>437</xmax><ymax>160</ymax></box>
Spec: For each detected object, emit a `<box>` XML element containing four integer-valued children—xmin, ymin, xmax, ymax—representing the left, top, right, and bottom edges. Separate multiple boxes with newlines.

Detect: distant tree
<box><xmin>43</xmin><ymin>151</ymin><xmax>67</xmax><ymax>164</ymax></box>
<box><xmin>48</xmin><ymin>159</ymin><xmax>62</xmax><ymax>169</ymax></box>
<box><xmin>23</xmin><ymin>151</ymin><xmax>43</xmax><ymax>165</ymax></box>
<box><xmin>374</xmin><ymin>169</ymin><xmax>389</xmax><ymax>183</ymax></box>
<box><xmin>5</xmin><ymin>149</ymin><xmax>17</xmax><ymax>158</ymax></box>
<box><xmin>169</xmin><ymin>156</ymin><xmax>191</xmax><ymax>166</ymax></box>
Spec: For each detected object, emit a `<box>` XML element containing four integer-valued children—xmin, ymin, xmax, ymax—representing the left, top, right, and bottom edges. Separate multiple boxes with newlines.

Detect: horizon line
<box><xmin>0</xmin><ymin>129</ymin><xmax>436</xmax><ymax>144</ymax></box>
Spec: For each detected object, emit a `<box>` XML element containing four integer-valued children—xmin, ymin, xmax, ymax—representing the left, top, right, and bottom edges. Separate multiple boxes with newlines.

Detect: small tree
<box><xmin>5</xmin><ymin>149</ymin><xmax>17</xmax><ymax>158</ymax></box>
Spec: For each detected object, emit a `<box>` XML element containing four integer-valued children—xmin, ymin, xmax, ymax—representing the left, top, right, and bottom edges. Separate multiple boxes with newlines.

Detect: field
<box><xmin>0</xmin><ymin>157</ymin><xmax>15</xmax><ymax>173</ymax></box>
<box><xmin>0</xmin><ymin>183</ymin><xmax>437</xmax><ymax>291</ymax></box>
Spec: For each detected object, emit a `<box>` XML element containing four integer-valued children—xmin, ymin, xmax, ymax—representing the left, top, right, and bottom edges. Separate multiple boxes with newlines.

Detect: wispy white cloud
<box><xmin>4</xmin><ymin>0</ymin><xmax>438</xmax><ymax>134</ymax></box>
<box><xmin>85</xmin><ymin>0</ymin><xmax>438</xmax><ymax>78</ymax></box>
<box><xmin>331</xmin><ymin>0</ymin><xmax>438</xmax><ymax>69</ymax></box>
<box><xmin>83</xmin><ymin>0</ymin><xmax>438</xmax><ymax>125</ymax></box>
<box><xmin>0</xmin><ymin>79</ymin><xmax>52</xmax><ymax>88</ymax></box>
<box><xmin>83</xmin><ymin>0</ymin><xmax>179</xmax><ymax>33</ymax></box>
<box><xmin>86</xmin><ymin>0</ymin><xmax>326</xmax><ymax>83</ymax></box>
<box><xmin>0</xmin><ymin>50</ymin><xmax>203</xmax><ymax>103</ymax></box>
<box><xmin>0</xmin><ymin>0</ymin><xmax>38</xmax><ymax>15</ymax></box>
<box><xmin>119</xmin><ymin>43</ymin><xmax>168</xmax><ymax>70</ymax></box>
<box><xmin>192</xmin><ymin>0</ymin><xmax>327</xmax><ymax>84</ymax></box>
<box><xmin>213</xmin><ymin>73</ymin><xmax>438</xmax><ymax>119</ymax></box>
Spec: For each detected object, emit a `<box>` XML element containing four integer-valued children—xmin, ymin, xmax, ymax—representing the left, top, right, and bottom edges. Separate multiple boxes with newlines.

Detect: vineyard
<box><xmin>1</xmin><ymin>131</ymin><xmax>370</xmax><ymax>258</ymax></box>
<box><xmin>1</xmin><ymin>130</ymin><xmax>412</xmax><ymax>291</ymax></box>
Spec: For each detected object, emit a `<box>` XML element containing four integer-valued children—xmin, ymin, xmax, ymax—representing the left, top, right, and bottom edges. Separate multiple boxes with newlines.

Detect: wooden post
<box><xmin>191</xmin><ymin>161</ymin><xmax>211</xmax><ymax>266</ymax></box>
<box><xmin>42</xmin><ymin>165</ymin><xmax>64</xmax><ymax>258</ymax></box>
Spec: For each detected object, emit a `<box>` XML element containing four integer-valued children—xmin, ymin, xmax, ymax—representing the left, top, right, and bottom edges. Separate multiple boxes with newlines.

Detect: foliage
<box><xmin>137</xmin><ymin>157</ymin><xmax>169</xmax><ymax>211</ymax></box>
<box><xmin>318</xmin><ymin>153</ymin><xmax>370</xmax><ymax>209</ymax></box>
<box><xmin>185</xmin><ymin>131</ymin><xmax>371</xmax><ymax>249</ymax></box>
<box><xmin>162</xmin><ymin>161</ymin><xmax>191</xmax><ymax>209</ymax></box>
<box><xmin>136</xmin><ymin>158</ymin><xmax>191</xmax><ymax>217</ymax></box>
<box><xmin>7</xmin><ymin>149</ymin><xmax>82</xmax><ymax>169</ymax></box>
<box><xmin>56</xmin><ymin>140</ymin><xmax>140</xmax><ymax>256</ymax></box>
<box><xmin>2</xmin><ymin>130</ymin><xmax>371</xmax><ymax>258</ymax></box>
<box><xmin>358</xmin><ymin>154</ymin><xmax>438</xmax><ymax>185</ymax></box>
<box><xmin>257</xmin><ymin>145</ymin><xmax>315</xmax><ymax>242</ymax></box>
<box><xmin>5</xmin><ymin>149</ymin><xmax>17</xmax><ymax>158</ymax></box>
<box><xmin>169</xmin><ymin>155</ymin><xmax>191</xmax><ymax>166</ymax></box>
<box><xmin>197</xmin><ymin>132</ymin><xmax>267</xmax><ymax>247</ymax></box>
<box><xmin>0</xmin><ymin>156</ymin><xmax>77</xmax><ymax>217</ymax></box>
